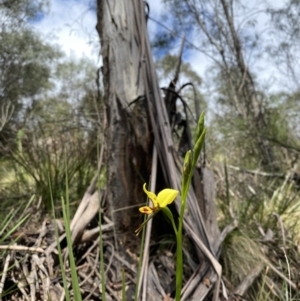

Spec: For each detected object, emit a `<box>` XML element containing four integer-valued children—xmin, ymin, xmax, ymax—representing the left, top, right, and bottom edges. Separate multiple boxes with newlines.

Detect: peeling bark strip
<box><xmin>96</xmin><ymin>0</ymin><xmax>152</xmax><ymax>248</ymax></box>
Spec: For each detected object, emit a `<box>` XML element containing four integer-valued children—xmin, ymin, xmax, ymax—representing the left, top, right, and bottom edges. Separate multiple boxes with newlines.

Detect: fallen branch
<box><xmin>0</xmin><ymin>245</ymin><xmax>44</xmax><ymax>253</ymax></box>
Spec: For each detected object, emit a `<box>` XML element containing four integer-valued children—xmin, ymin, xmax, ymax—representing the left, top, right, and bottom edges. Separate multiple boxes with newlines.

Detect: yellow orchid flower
<box><xmin>139</xmin><ymin>183</ymin><xmax>179</xmax><ymax>214</ymax></box>
<box><xmin>135</xmin><ymin>183</ymin><xmax>179</xmax><ymax>236</ymax></box>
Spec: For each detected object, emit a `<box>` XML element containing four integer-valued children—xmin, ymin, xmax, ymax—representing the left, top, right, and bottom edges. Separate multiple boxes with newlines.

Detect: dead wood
<box><xmin>233</xmin><ymin>264</ymin><xmax>264</xmax><ymax>296</ymax></box>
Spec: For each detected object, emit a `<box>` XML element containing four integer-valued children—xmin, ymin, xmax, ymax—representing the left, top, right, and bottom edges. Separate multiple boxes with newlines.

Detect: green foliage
<box><xmin>0</xmin><ymin>0</ymin><xmax>53</xmax><ymax>104</ymax></box>
<box><xmin>0</xmin><ymin>195</ymin><xmax>35</xmax><ymax>297</ymax></box>
<box><xmin>0</xmin><ymin>196</ymin><xmax>34</xmax><ymax>243</ymax></box>
<box><xmin>156</xmin><ymin>54</ymin><xmax>202</xmax><ymax>86</ymax></box>
<box><xmin>0</xmin><ymin>54</ymin><xmax>102</xmax><ymax>212</ymax></box>
<box><xmin>218</xmin><ymin>168</ymin><xmax>300</xmax><ymax>300</ymax></box>
<box><xmin>0</xmin><ymin>0</ymin><xmax>100</xmax><ymax>211</ymax></box>
<box><xmin>0</xmin><ymin>0</ymin><xmax>48</xmax><ymax>24</ymax></box>
<box><xmin>0</xmin><ymin>29</ymin><xmax>61</xmax><ymax>104</ymax></box>
<box><xmin>266</xmin><ymin>92</ymin><xmax>300</xmax><ymax>144</ymax></box>
<box><xmin>207</xmin><ymin>88</ymin><xmax>300</xmax><ymax>172</ymax></box>
<box><xmin>267</xmin><ymin>0</ymin><xmax>300</xmax><ymax>88</ymax></box>
<box><xmin>61</xmin><ymin>176</ymin><xmax>83</xmax><ymax>301</ymax></box>
<box><xmin>159</xmin><ymin>0</ymin><xmax>293</xmax><ymax>172</ymax></box>
<box><xmin>0</xmin><ymin>10</ymin><xmax>101</xmax><ymax>211</ymax></box>
<box><xmin>0</xmin><ymin>0</ymin><xmax>62</xmax><ymax>152</ymax></box>
<box><xmin>0</xmin><ymin>0</ymin><xmax>55</xmax><ymax>128</ymax></box>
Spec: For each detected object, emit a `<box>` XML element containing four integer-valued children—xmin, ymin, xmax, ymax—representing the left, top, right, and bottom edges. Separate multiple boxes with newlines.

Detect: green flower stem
<box><xmin>175</xmin><ymin>222</ymin><xmax>183</xmax><ymax>301</ymax></box>
<box><xmin>175</xmin><ymin>170</ymin><xmax>193</xmax><ymax>301</ymax></box>
<box><xmin>175</xmin><ymin>113</ymin><xmax>206</xmax><ymax>301</ymax></box>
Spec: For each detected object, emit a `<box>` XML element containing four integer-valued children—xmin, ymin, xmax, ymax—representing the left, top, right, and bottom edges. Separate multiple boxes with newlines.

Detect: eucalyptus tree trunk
<box><xmin>96</xmin><ymin>1</ymin><xmax>153</xmax><ymax>251</ymax></box>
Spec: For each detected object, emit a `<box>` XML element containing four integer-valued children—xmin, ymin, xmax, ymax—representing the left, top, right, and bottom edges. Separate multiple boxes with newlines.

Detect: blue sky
<box><xmin>32</xmin><ymin>0</ymin><xmax>291</xmax><ymax>97</ymax></box>
<box><xmin>32</xmin><ymin>0</ymin><xmax>99</xmax><ymax>62</ymax></box>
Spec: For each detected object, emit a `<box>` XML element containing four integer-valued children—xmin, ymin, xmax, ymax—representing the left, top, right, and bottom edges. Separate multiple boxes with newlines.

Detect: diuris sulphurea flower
<box><xmin>139</xmin><ymin>183</ymin><xmax>179</xmax><ymax>214</ymax></box>
<box><xmin>135</xmin><ymin>183</ymin><xmax>179</xmax><ymax>236</ymax></box>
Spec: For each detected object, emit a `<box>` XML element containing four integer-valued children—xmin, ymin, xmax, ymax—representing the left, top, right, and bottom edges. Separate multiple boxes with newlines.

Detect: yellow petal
<box><xmin>143</xmin><ymin>183</ymin><xmax>158</xmax><ymax>206</ymax></box>
<box><xmin>157</xmin><ymin>188</ymin><xmax>179</xmax><ymax>208</ymax></box>
<box><xmin>139</xmin><ymin>206</ymin><xmax>154</xmax><ymax>215</ymax></box>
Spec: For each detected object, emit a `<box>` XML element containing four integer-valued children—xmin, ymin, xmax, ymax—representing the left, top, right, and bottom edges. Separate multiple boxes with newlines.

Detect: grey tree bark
<box><xmin>96</xmin><ymin>0</ymin><xmax>153</xmax><ymax>250</ymax></box>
